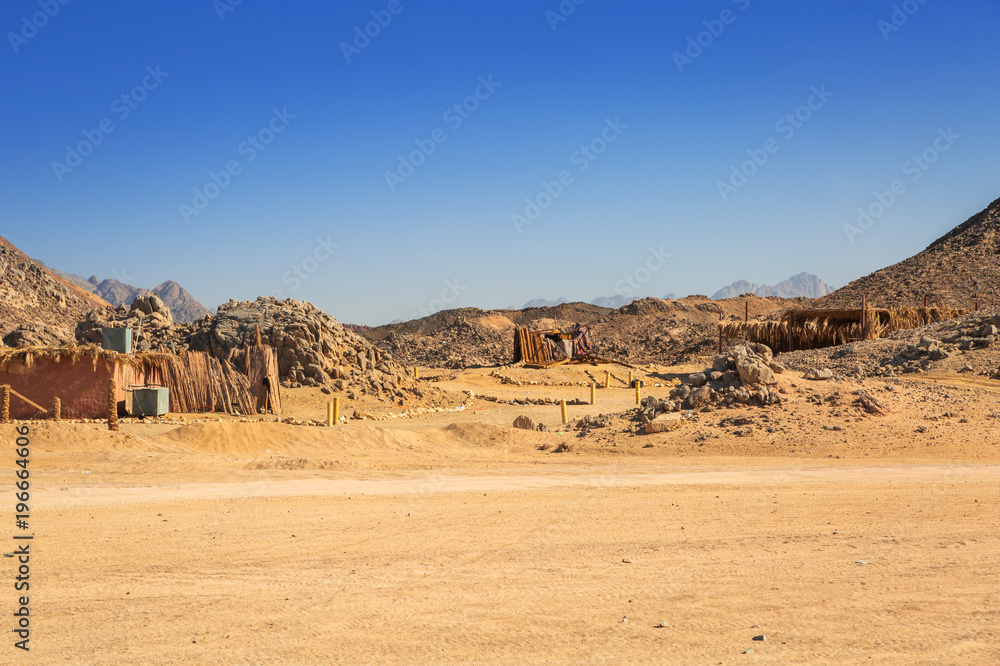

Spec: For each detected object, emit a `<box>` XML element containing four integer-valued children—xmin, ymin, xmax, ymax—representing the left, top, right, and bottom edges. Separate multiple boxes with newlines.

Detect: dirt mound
<box><xmin>0</xmin><ymin>235</ymin><xmax>110</xmax><ymax>346</ymax></box>
<box><xmin>819</xmin><ymin>195</ymin><xmax>1000</xmax><ymax>308</ymax></box>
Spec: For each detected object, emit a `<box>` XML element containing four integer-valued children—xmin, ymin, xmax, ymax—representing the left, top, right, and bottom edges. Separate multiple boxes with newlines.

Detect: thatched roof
<box><xmin>720</xmin><ymin>306</ymin><xmax>966</xmax><ymax>352</ymax></box>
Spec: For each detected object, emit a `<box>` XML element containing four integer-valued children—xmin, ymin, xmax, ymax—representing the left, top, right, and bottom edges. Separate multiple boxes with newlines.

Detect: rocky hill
<box><xmin>713</xmin><ymin>273</ymin><xmax>834</xmax><ymax>300</ymax></box>
<box><xmin>0</xmin><ymin>236</ymin><xmax>110</xmax><ymax>347</ymax></box>
<box><xmin>818</xmin><ymin>196</ymin><xmax>1000</xmax><ymax>309</ymax></box>
<box><xmin>361</xmin><ymin>295</ymin><xmax>804</xmax><ymax>368</ymax></box>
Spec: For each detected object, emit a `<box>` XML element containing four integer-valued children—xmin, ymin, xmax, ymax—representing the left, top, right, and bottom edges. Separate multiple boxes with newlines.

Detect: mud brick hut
<box><xmin>0</xmin><ymin>345</ymin><xmax>280</xmax><ymax>420</ymax></box>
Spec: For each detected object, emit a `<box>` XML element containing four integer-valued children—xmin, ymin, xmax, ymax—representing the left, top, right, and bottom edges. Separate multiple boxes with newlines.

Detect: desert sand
<box><xmin>5</xmin><ymin>362</ymin><xmax>1000</xmax><ymax>664</ymax></box>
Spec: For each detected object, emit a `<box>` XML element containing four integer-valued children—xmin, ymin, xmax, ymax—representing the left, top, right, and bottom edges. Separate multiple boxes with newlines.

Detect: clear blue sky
<box><xmin>2</xmin><ymin>0</ymin><xmax>998</xmax><ymax>324</ymax></box>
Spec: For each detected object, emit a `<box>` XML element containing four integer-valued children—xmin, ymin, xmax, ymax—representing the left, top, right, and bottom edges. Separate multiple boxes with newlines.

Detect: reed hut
<box><xmin>719</xmin><ymin>306</ymin><xmax>965</xmax><ymax>352</ymax></box>
<box><xmin>0</xmin><ymin>344</ymin><xmax>281</xmax><ymax>420</ymax></box>
<box><xmin>512</xmin><ymin>326</ymin><xmax>634</xmax><ymax>368</ymax></box>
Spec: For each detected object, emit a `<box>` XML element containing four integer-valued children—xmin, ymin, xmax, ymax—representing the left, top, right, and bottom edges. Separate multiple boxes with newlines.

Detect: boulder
<box><xmin>712</xmin><ymin>355</ymin><xmax>729</xmax><ymax>373</ymax></box>
<box><xmin>669</xmin><ymin>384</ymin><xmax>691</xmax><ymax>400</ymax></box>
<box><xmin>804</xmin><ymin>368</ymin><xmax>834</xmax><ymax>381</ymax></box>
<box><xmin>735</xmin><ymin>355</ymin><xmax>777</xmax><ymax>386</ymax></box>
<box><xmin>685</xmin><ymin>385</ymin><xmax>714</xmax><ymax>409</ymax></box>
<box><xmin>513</xmin><ymin>415</ymin><xmax>535</xmax><ymax>430</ymax></box>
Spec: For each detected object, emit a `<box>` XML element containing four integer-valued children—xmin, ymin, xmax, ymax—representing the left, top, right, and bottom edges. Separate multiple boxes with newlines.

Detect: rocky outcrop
<box><xmin>76</xmin><ymin>296</ymin><xmax>418</xmax><ymax>403</ymax></box>
<box><xmin>637</xmin><ymin>344</ymin><xmax>784</xmax><ymax>425</ymax></box>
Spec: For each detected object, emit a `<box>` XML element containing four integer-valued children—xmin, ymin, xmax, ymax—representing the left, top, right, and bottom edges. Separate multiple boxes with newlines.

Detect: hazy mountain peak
<box><xmin>712</xmin><ymin>273</ymin><xmax>834</xmax><ymax>300</ymax></box>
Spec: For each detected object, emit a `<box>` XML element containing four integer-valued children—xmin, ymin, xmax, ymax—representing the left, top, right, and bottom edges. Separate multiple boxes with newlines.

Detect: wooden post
<box><xmin>1</xmin><ymin>385</ymin><xmax>9</xmax><ymax>424</ymax></box>
<box><xmin>590</xmin><ymin>383</ymin><xmax>596</xmax><ymax>405</ymax></box>
<box><xmin>560</xmin><ymin>399</ymin><xmax>567</xmax><ymax>424</ymax></box>
<box><xmin>604</xmin><ymin>371</ymin><xmax>610</xmax><ymax>389</ymax></box>
<box><xmin>107</xmin><ymin>379</ymin><xmax>119</xmax><ymax>432</ymax></box>
<box><xmin>860</xmin><ymin>295</ymin><xmax>867</xmax><ymax>341</ymax></box>
<box><xmin>413</xmin><ymin>367</ymin><xmax>418</xmax><ymax>379</ymax></box>
<box><xmin>53</xmin><ymin>397</ymin><xmax>61</xmax><ymax>422</ymax></box>
<box><xmin>787</xmin><ymin>312</ymin><xmax>794</xmax><ymax>353</ymax></box>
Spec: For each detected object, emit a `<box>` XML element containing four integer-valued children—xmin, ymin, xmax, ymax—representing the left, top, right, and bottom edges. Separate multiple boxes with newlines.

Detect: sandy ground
<box><xmin>4</xmin><ymin>363</ymin><xmax>1000</xmax><ymax>664</ymax></box>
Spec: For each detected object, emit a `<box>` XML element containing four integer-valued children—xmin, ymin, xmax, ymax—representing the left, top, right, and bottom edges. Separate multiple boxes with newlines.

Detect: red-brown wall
<box><xmin>0</xmin><ymin>358</ymin><xmax>142</xmax><ymax>419</ymax></box>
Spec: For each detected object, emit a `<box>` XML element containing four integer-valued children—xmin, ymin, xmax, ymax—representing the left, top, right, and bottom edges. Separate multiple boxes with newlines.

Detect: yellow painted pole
<box><xmin>334</xmin><ymin>397</ymin><xmax>340</xmax><ymax>426</ymax></box>
<box><xmin>628</xmin><ymin>371</ymin><xmax>634</xmax><ymax>386</ymax></box>
<box><xmin>635</xmin><ymin>383</ymin><xmax>641</xmax><ymax>405</ymax></box>
<box><xmin>605</xmin><ymin>371</ymin><xmax>610</xmax><ymax>389</ymax></box>
<box><xmin>560</xmin><ymin>399</ymin><xmax>568</xmax><ymax>424</ymax></box>
<box><xmin>327</xmin><ymin>402</ymin><xmax>334</xmax><ymax>427</ymax></box>
<box><xmin>590</xmin><ymin>383</ymin><xmax>596</xmax><ymax>405</ymax></box>
<box><xmin>413</xmin><ymin>367</ymin><xmax>418</xmax><ymax>379</ymax></box>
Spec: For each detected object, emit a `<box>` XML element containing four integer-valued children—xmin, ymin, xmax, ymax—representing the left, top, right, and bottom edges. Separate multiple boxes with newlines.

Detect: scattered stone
<box><xmin>512</xmin><ymin>415</ymin><xmax>535</xmax><ymax>431</ymax></box>
<box><xmin>854</xmin><ymin>390</ymin><xmax>888</xmax><ymax>416</ymax></box>
<box><xmin>804</xmin><ymin>368</ymin><xmax>834</xmax><ymax>381</ymax></box>
<box><xmin>743</xmin><ymin>647</ymin><xmax>755</xmax><ymax>655</ymax></box>
<box><xmin>655</xmin><ymin>621</ymin><xmax>669</xmax><ymax>628</ymax></box>
<box><xmin>753</xmin><ymin>635</ymin><xmax>766</xmax><ymax>641</ymax></box>
<box><xmin>644</xmin><ymin>421</ymin><xmax>675</xmax><ymax>435</ymax></box>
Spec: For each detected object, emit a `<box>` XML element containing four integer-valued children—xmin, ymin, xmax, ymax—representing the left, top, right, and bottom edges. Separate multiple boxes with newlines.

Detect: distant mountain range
<box><xmin>39</xmin><ymin>264</ymin><xmax>212</xmax><ymax>323</ymax></box>
<box><xmin>712</xmin><ymin>273</ymin><xmax>834</xmax><ymax>300</ymax></box>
